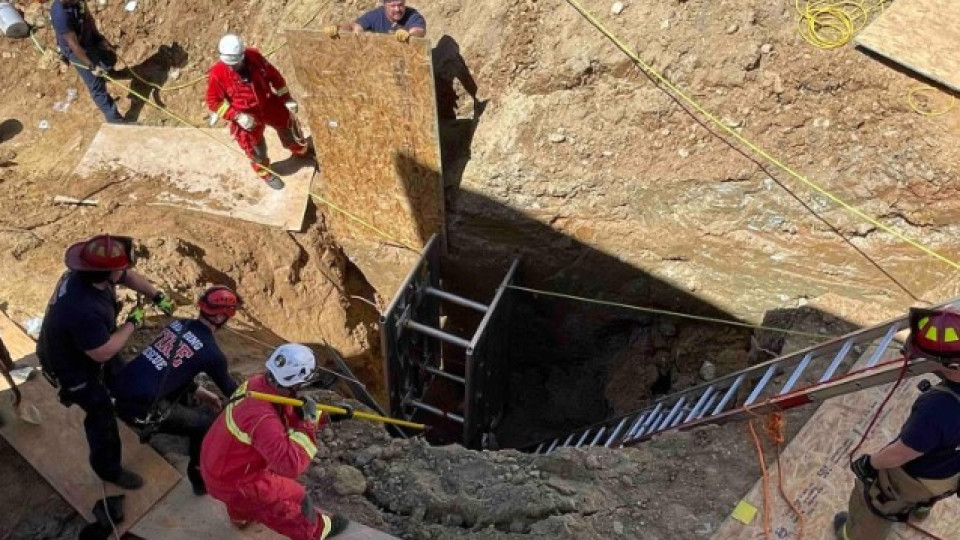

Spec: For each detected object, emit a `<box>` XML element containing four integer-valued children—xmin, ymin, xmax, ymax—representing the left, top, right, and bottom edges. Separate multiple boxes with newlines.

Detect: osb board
<box><xmin>713</xmin><ymin>348</ymin><xmax>960</xmax><ymax>540</ymax></box>
<box><xmin>72</xmin><ymin>125</ymin><xmax>315</xmax><ymax>231</ymax></box>
<box><xmin>0</xmin><ymin>312</ymin><xmax>180</xmax><ymax>533</ymax></box>
<box><xmin>286</xmin><ymin>30</ymin><xmax>444</xmax><ymax>273</ymax></box>
<box><xmin>856</xmin><ymin>0</ymin><xmax>960</xmax><ymax>92</ymax></box>
<box><xmin>132</xmin><ymin>460</ymin><xmax>399</xmax><ymax>540</ymax></box>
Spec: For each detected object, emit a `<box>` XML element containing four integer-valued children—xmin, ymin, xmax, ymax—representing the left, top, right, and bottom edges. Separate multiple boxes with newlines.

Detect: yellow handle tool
<box><xmin>246</xmin><ymin>391</ymin><xmax>426</xmax><ymax>430</ymax></box>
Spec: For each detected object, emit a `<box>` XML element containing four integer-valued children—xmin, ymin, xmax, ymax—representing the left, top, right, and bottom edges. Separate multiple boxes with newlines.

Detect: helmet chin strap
<box><xmin>200</xmin><ymin>312</ymin><xmax>230</xmax><ymax>329</ymax></box>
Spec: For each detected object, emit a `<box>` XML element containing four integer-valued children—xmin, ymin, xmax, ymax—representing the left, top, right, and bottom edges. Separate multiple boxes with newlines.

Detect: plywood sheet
<box><xmin>0</xmin><ymin>312</ymin><xmax>180</xmax><ymax>534</ymax></box>
<box><xmin>132</xmin><ymin>460</ymin><xmax>399</xmax><ymax>540</ymax></box>
<box><xmin>856</xmin><ymin>0</ymin><xmax>960</xmax><ymax>92</ymax></box>
<box><xmin>286</xmin><ymin>30</ymin><xmax>444</xmax><ymax>291</ymax></box>
<box><xmin>72</xmin><ymin>124</ymin><xmax>315</xmax><ymax>231</ymax></box>
<box><xmin>712</xmin><ymin>347</ymin><xmax>960</xmax><ymax>540</ymax></box>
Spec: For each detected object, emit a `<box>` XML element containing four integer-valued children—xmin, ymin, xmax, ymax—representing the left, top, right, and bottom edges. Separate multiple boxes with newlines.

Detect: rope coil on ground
<box><xmin>907</xmin><ymin>87</ymin><xmax>958</xmax><ymax>117</ymax></box>
<box><xmin>795</xmin><ymin>0</ymin><xmax>890</xmax><ymax>50</ymax></box>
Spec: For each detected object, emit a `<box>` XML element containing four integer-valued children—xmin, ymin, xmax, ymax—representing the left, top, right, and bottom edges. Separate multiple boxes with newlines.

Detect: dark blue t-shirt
<box><xmin>51</xmin><ymin>0</ymin><xmax>100</xmax><ymax>55</ymax></box>
<box><xmin>356</xmin><ymin>6</ymin><xmax>426</xmax><ymax>33</ymax></box>
<box><xmin>110</xmin><ymin>319</ymin><xmax>237</xmax><ymax>418</ymax></box>
<box><xmin>36</xmin><ymin>271</ymin><xmax>117</xmax><ymax>386</ymax></box>
<box><xmin>900</xmin><ymin>381</ymin><xmax>960</xmax><ymax>479</ymax></box>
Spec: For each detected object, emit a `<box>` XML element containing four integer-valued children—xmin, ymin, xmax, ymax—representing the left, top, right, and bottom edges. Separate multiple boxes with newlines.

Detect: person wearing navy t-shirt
<box><xmin>111</xmin><ymin>286</ymin><xmax>242</xmax><ymax>495</ymax></box>
<box><xmin>36</xmin><ymin>234</ymin><xmax>175</xmax><ymax>490</ymax></box>
<box><xmin>323</xmin><ymin>0</ymin><xmax>426</xmax><ymax>42</ymax></box>
<box><xmin>834</xmin><ymin>362</ymin><xmax>960</xmax><ymax>539</ymax></box>
<box><xmin>50</xmin><ymin>0</ymin><xmax>124</xmax><ymax>122</ymax></box>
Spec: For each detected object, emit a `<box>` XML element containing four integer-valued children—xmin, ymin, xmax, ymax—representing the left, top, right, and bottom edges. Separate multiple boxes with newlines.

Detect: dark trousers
<box><xmin>119</xmin><ymin>400</ymin><xmax>214</xmax><ymax>478</ymax></box>
<box><xmin>63</xmin><ymin>381</ymin><xmax>123</xmax><ymax>481</ymax></box>
<box><xmin>69</xmin><ymin>47</ymin><xmax>123</xmax><ymax>123</ymax></box>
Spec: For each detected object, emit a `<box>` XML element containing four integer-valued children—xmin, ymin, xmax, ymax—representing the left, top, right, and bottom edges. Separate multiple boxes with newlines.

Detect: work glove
<box><xmin>322</xmin><ymin>25</ymin><xmax>339</xmax><ymax>38</ymax></box>
<box><xmin>330</xmin><ymin>404</ymin><xmax>354</xmax><ymax>423</ymax></box>
<box><xmin>851</xmin><ymin>454</ymin><xmax>878</xmax><ymax>485</ymax></box>
<box><xmin>91</xmin><ymin>65</ymin><xmax>108</xmax><ymax>78</ymax></box>
<box><xmin>126</xmin><ymin>306</ymin><xmax>145</xmax><ymax>328</ymax></box>
<box><xmin>152</xmin><ymin>291</ymin><xmax>175</xmax><ymax>316</ymax></box>
<box><xmin>285</xmin><ymin>100</ymin><xmax>299</xmax><ymax>114</ymax></box>
<box><xmin>207</xmin><ymin>113</ymin><xmax>219</xmax><ymax>127</ymax></box>
<box><xmin>235</xmin><ymin>113</ymin><xmax>256</xmax><ymax>131</ymax></box>
<box><xmin>395</xmin><ymin>29</ymin><xmax>410</xmax><ymax>43</ymax></box>
<box><xmin>299</xmin><ymin>396</ymin><xmax>320</xmax><ymax>423</ymax></box>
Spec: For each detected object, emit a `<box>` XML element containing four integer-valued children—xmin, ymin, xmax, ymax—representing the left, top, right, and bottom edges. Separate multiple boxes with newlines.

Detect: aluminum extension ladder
<box><xmin>529</xmin><ymin>300</ymin><xmax>958</xmax><ymax>455</ymax></box>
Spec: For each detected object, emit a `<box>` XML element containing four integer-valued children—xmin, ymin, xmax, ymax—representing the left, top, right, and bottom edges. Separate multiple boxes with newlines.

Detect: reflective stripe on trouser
<box><xmin>205</xmin><ymin>471</ymin><xmax>330</xmax><ymax>540</ymax></box>
<box><xmin>844</xmin><ymin>468</ymin><xmax>960</xmax><ymax>540</ymax></box>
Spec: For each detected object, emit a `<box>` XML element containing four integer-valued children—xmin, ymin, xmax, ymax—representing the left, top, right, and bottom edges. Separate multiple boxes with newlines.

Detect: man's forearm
<box><xmin>87</xmin><ymin>323</ymin><xmax>136</xmax><ymax>363</ymax></box>
<box><xmin>870</xmin><ymin>440</ymin><xmax>924</xmax><ymax>469</ymax></box>
<box><xmin>65</xmin><ymin>37</ymin><xmax>94</xmax><ymax>68</ymax></box>
<box><xmin>409</xmin><ymin>27</ymin><xmax>426</xmax><ymax>38</ymax></box>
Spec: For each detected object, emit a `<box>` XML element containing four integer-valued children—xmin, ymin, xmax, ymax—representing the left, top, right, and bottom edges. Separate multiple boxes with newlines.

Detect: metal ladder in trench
<box><xmin>529</xmin><ymin>299</ymin><xmax>959</xmax><ymax>455</ymax></box>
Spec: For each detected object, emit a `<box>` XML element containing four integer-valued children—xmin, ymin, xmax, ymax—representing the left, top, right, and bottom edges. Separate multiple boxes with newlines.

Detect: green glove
<box><xmin>126</xmin><ymin>307</ymin><xmax>145</xmax><ymax>328</ymax></box>
<box><xmin>152</xmin><ymin>291</ymin><xmax>175</xmax><ymax>316</ymax></box>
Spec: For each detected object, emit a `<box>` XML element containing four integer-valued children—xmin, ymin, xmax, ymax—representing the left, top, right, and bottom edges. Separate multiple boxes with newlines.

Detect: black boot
<box><xmin>187</xmin><ymin>466</ymin><xmax>207</xmax><ymax>496</ymax></box>
<box><xmin>106</xmin><ymin>468</ymin><xmax>144</xmax><ymax>490</ymax></box>
<box><xmin>327</xmin><ymin>514</ymin><xmax>349</xmax><ymax>537</ymax></box>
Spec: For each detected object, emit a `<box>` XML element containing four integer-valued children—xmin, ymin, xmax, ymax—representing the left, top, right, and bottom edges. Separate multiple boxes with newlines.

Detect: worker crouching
<box><xmin>205</xmin><ymin>33</ymin><xmax>311</xmax><ymax>191</ymax></box>
<box><xmin>200</xmin><ymin>343</ymin><xmax>350</xmax><ymax>539</ymax></box>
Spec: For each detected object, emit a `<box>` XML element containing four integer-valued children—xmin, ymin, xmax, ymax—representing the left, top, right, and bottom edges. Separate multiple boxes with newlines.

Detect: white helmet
<box><xmin>218</xmin><ymin>34</ymin><xmax>245</xmax><ymax>66</ymax></box>
<box><xmin>266</xmin><ymin>343</ymin><xmax>316</xmax><ymax>387</ymax></box>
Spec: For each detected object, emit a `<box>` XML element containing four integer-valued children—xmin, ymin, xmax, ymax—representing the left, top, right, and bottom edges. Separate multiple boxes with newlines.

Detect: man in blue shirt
<box><xmin>111</xmin><ymin>286</ymin><xmax>242</xmax><ymax>495</ymax></box>
<box><xmin>834</xmin><ymin>365</ymin><xmax>960</xmax><ymax>539</ymax></box>
<box><xmin>37</xmin><ymin>234</ymin><xmax>175</xmax><ymax>490</ymax></box>
<box><xmin>323</xmin><ymin>0</ymin><xmax>426</xmax><ymax>42</ymax></box>
<box><xmin>50</xmin><ymin>0</ymin><xmax>124</xmax><ymax>122</ymax></box>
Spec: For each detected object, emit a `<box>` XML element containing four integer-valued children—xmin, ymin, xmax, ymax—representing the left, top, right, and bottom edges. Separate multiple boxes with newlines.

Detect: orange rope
<box><xmin>766</xmin><ymin>413</ymin><xmax>805</xmax><ymax>539</ymax></box>
<box><xmin>747</xmin><ymin>410</ymin><xmax>805</xmax><ymax>539</ymax></box>
<box><xmin>747</xmin><ymin>419</ymin><xmax>772</xmax><ymax>539</ymax></box>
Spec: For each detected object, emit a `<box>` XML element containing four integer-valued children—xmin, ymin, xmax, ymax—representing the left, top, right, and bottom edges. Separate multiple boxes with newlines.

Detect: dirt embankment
<box><xmin>1</xmin><ymin>0</ymin><xmax>958</xmax><ymax>538</ymax></box>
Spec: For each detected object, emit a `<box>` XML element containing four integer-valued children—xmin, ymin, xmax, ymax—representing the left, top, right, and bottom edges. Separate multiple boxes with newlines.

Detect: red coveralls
<box><xmin>200</xmin><ymin>375</ymin><xmax>335</xmax><ymax>540</ymax></box>
<box><xmin>205</xmin><ymin>48</ymin><xmax>309</xmax><ymax>181</ymax></box>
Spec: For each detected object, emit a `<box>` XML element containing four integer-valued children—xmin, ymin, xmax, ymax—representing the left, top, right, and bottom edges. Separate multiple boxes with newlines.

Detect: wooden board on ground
<box><xmin>72</xmin><ymin>124</ymin><xmax>315</xmax><ymax>231</ymax></box>
<box><xmin>712</xmin><ymin>347</ymin><xmax>960</xmax><ymax>540</ymax></box>
<box><xmin>131</xmin><ymin>460</ymin><xmax>399</xmax><ymax>540</ymax></box>
<box><xmin>286</xmin><ymin>30</ymin><xmax>443</xmax><ymax>293</ymax></box>
<box><xmin>856</xmin><ymin>0</ymin><xmax>960</xmax><ymax>92</ymax></box>
<box><xmin>0</xmin><ymin>311</ymin><xmax>181</xmax><ymax>534</ymax></box>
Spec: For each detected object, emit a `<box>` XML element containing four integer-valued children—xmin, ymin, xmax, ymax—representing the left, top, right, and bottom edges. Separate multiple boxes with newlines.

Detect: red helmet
<box><xmin>908</xmin><ymin>307</ymin><xmax>960</xmax><ymax>360</ymax></box>
<box><xmin>197</xmin><ymin>286</ymin><xmax>242</xmax><ymax>318</ymax></box>
<box><xmin>64</xmin><ymin>234</ymin><xmax>135</xmax><ymax>271</ymax></box>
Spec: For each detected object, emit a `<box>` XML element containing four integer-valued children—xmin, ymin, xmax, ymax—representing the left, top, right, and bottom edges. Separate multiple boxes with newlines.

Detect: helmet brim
<box><xmin>64</xmin><ymin>241</ymin><xmax>131</xmax><ymax>271</ymax></box>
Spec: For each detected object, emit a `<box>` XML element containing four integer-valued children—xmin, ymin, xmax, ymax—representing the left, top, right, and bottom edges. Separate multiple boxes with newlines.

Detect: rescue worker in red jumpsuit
<box><xmin>199</xmin><ymin>343</ymin><xmax>351</xmax><ymax>539</ymax></box>
<box><xmin>205</xmin><ymin>33</ymin><xmax>311</xmax><ymax>191</ymax></box>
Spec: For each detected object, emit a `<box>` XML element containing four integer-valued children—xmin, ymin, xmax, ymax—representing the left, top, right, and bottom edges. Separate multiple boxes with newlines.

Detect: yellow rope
<box><xmin>508</xmin><ymin>285</ymin><xmax>839</xmax><ymax>339</ymax></box>
<box><xmin>564</xmin><ymin>0</ymin><xmax>960</xmax><ymax>272</ymax></box>
<box><xmin>907</xmin><ymin>86</ymin><xmax>958</xmax><ymax>117</ymax></box>
<box><xmin>795</xmin><ymin>0</ymin><xmax>889</xmax><ymax>50</ymax></box>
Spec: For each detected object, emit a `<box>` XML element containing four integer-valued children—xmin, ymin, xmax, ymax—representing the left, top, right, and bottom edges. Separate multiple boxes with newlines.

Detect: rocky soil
<box><xmin>0</xmin><ymin>0</ymin><xmax>958</xmax><ymax>538</ymax></box>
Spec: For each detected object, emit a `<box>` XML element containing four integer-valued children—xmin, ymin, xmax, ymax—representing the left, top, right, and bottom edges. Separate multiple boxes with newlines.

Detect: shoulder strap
<box><xmin>931</xmin><ymin>384</ymin><xmax>960</xmax><ymax>406</ymax></box>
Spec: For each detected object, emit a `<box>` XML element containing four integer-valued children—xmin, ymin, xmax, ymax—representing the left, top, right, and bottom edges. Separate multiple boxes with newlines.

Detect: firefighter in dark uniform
<box><xmin>36</xmin><ymin>235</ymin><xmax>174</xmax><ymax>489</ymax></box>
<box><xmin>834</xmin><ymin>309</ymin><xmax>960</xmax><ymax>540</ymax></box>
